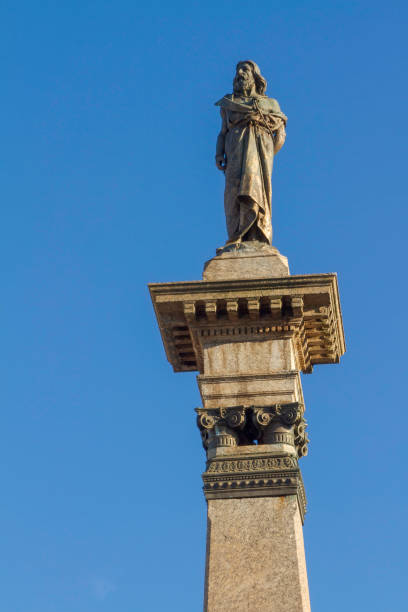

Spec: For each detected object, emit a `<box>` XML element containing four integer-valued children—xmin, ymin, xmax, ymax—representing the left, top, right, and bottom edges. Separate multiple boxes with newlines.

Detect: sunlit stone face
<box><xmin>233</xmin><ymin>62</ymin><xmax>255</xmax><ymax>95</ymax></box>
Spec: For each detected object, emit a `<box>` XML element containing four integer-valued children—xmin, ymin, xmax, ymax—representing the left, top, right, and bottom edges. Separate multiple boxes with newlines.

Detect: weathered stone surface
<box><xmin>215</xmin><ymin>61</ymin><xmax>287</xmax><ymax>246</ymax></box>
<box><xmin>204</xmin><ymin>496</ymin><xmax>310</xmax><ymax>612</ymax></box>
<box><xmin>147</xmin><ymin>59</ymin><xmax>347</xmax><ymax>612</ymax></box>
<box><xmin>149</xmin><ymin>273</ymin><xmax>346</xmax><ymax>374</ymax></box>
<box><xmin>196</xmin><ymin>406</ymin><xmax>309</xmax><ymax>462</ymax></box>
<box><xmin>201</xmin><ymin>445</ymin><xmax>307</xmax><ymax>521</ymax></box>
<box><xmin>197</xmin><ymin>333</ymin><xmax>300</xmax><ymax>409</ymax></box>
<box><xmin>198</xmin><ymin>370</ymin><xmax>303</xmax><ymax>410</ymax></box>
<box><xmin>203</xmin><ymin>243</ymin><xmax>289</xmax><ymax>281</ymax></box>
<box><xmin>149</xmin><ymin>270</ymin><xmax>345</xmax><ymax>612</ymax></box>
<box><xmin>207</xmin><ymin>442</ymin><xmax>297</xmax><ymax>460</ymax></box>
<box><xmin>204</xmin><ymin>336</ymin><xmax>295</xmax><ymax>374</ymax></box>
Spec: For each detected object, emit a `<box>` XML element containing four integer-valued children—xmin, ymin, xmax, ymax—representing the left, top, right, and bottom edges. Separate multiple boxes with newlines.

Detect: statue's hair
<box><xmin>236</xmin><ymin>60</ymin><xmax>267</xmax><ymax>95</ymax></box>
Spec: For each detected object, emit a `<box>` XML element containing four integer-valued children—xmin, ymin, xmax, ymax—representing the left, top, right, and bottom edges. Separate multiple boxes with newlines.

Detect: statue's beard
<box><xmin>233</xmin><ymin>75</ymin><xmax>255</xmax><ymax>96</ymax></box>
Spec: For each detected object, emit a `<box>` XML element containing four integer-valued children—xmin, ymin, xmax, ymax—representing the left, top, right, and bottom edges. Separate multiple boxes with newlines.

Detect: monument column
<box><xmin>149</xmin><ymin>60</ymin><xmax>345</xmax><ymax>611</ymax></box>
<box><xmin>149</xmin><ymin>252</ymin><xmax>344</xmax><ymax>611</ymax></box>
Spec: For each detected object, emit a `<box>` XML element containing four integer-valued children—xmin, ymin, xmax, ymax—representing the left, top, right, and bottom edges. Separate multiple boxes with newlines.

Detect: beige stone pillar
<box><xmin>205</xmin><ymin>496</ymin><xmax>309</xmax><ymax>612</ymax></box>
<box><xmin>149</xmin><ymin>245</ymin><xmax>345</xmax><ymax>612</ymax></box>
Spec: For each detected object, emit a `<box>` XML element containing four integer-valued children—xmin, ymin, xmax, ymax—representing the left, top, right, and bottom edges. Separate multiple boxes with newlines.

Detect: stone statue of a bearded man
<box><xmin>215</xmin><ymin>61</ymin><xmax>287</xmax><ymax>246</ymax></box>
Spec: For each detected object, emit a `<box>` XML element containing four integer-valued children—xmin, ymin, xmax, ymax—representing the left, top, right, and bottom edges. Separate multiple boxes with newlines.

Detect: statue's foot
<box><xmin>216</xmin><ymin>238</ymin><xmax>274</xmax><ymax>256</ymax></box>
<box><xmin>216</xmin><ymin>239</ymin><xmax>241</xmax><ymax>255</ymax></box>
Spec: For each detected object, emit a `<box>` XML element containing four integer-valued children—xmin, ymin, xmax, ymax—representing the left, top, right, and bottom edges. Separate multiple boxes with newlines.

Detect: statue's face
<box><xmin>234</xmin><ymin>62</ymin><xmax>255</xmax><ymax>94</ymax></box>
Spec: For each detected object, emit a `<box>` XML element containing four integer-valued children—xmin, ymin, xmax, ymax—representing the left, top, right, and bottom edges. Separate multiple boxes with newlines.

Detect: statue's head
<box><xmin>233</xmin><ymin>60</ymin><xmax>267</xmax><ymax>96</ymax></box>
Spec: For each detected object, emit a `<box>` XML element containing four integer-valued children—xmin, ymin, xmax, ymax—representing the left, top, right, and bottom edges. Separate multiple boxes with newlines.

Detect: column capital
<box><xmin>196</xmin><ymin>402</ymin><xmax>309</xmax><ymax>459</ymax></box>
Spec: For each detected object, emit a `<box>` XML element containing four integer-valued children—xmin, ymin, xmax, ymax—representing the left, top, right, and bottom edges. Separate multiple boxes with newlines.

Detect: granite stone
<box><xmin>204</xmin><ymin>496</ymin><xmax>310</xmax><ymax>612</ymax></box>
<box><xmin>148</xmin><ymin>59</ymin><xmax>346</xmax><ymax>612</ymax></box>
<box><xmin>203</xmin><ymin>244</ymin><xmax>289</xmax><ymax>281</ymax></box>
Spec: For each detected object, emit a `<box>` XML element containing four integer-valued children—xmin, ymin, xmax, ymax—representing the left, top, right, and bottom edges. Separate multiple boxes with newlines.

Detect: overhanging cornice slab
<box><xmin>149</xmin><ymin>273</ymin><xmax>345</xmax><ymax>373</ymax></box>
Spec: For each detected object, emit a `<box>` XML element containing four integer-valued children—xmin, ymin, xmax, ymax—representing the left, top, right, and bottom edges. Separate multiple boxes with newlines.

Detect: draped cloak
<box><xmin>215</xmin><ymin>94</ymin><xmax>287</xmax><ymax>245</ymax></box>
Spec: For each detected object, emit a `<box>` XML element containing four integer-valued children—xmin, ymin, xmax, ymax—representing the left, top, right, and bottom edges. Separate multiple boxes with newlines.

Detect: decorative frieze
<box><xmin>202</xmin><ymin>450</ymin><xmax>307</xmax><ymax>522</ymax></box>
<box><xmin>206</xmin><ymin>454</ymin><xmax>298</xmax><ymax>473</ymax></box>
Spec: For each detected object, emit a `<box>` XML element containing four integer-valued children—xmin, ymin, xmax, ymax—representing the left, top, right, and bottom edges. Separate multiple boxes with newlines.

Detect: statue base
<box><xmin>149</xmin><ymin>262</ymin><xmax>345</xmax><ymax>612</ymax></box>
<box><xmin>203</xmin><ymin>242</ymin><xmax>289</xmax><ymax>281</ymax></box>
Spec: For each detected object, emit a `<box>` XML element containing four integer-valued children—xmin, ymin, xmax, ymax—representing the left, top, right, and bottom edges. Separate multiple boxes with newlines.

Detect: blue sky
<box><xmin>1</xmin><ymin>1</ymin><xmax>407</xmax><ymax>610</ymax></box>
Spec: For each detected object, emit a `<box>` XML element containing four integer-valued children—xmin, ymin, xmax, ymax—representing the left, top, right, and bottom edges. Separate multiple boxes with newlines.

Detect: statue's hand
<box><xmin>216</xmin><ymin>154</ymin><xmax>227</xmax><ymax>171</ymax></box>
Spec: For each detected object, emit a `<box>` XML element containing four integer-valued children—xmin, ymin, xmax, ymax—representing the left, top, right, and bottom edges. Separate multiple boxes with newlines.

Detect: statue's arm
<box><xmin>215</xmin><ymin>108</ymin><xmax>228</xmax><ymax>171</ymax></box>
<box><xmin>274</xmin><ymin>123</ymin><xmax>286</xmax><ymax>154</ymax></box>
<box><xmin>268</xmin><ymin>99</ymin><xmax>287</xmax><ymax>154</ymax></box>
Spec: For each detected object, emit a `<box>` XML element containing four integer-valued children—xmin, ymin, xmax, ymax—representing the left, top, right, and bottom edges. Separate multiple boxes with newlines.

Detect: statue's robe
<box><xmin>215</xmin><ymin>94</ymin><xmax>287</xmax><ymax>245</ymax></box>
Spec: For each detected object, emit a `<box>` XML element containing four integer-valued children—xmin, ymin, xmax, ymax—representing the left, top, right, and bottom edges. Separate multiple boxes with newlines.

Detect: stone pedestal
<box><xmin>203</xmin><ymin>243</ymin><xmax>289</xmax><ymax>281</ymax></box>
<box><xmin>149</xmin><ymin>249</ymin><xmax>345</xmax><ymax>612</ymax></box>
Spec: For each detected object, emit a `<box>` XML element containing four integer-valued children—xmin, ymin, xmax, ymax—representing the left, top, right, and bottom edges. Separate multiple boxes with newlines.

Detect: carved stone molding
<box><xmin>196</xmin><ymin>403</ymin><xmax>309</xmax><ymax>459</ymax></box>
<box><xmin>206</xmin><ymin>454</ymin><xmax>298</xmax><ymax>473</ymax></box>
<box><xmin>149</xmin><ymin>274</ymin><xmax>346</xmax><ymax>373</ymax></box>
<box><xmin>253</xmin><ymin>403</ymin><xmax>309</xmax><ymax>457</ymax></box>
<box><xmin>196</xmin><ymin>406</ymin><xmax>252</xmax><ymax>450</ymax></box>
<box><xmin>196</xmin><ymin>406</ymin><xmax>247</xmax><ymax>431</ymax></box>
<box><xmin>202</xmin><ymin>451</ymin><xmax>307</xmax><ymax>522</ymax></box>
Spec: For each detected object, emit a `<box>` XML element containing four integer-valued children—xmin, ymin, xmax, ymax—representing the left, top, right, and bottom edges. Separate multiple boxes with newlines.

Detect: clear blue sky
<box><xmin>1</xmin><ymin>1</ymin><xmax>407</xmax><ymax>610</ymax></box>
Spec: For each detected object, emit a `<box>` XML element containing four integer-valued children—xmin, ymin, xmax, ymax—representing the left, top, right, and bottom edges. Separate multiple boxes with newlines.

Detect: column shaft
<box><xmin>204</xmin><ymin>496</ymin><xmax>310</xmax><ymax>612</ymax></box>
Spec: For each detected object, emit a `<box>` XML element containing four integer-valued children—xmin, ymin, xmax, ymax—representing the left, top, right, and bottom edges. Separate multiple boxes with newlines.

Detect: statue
<box><xmin>215</xmin><ymin>61</ymin><xmax>287</xmax><ymax>246</ymax></box>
